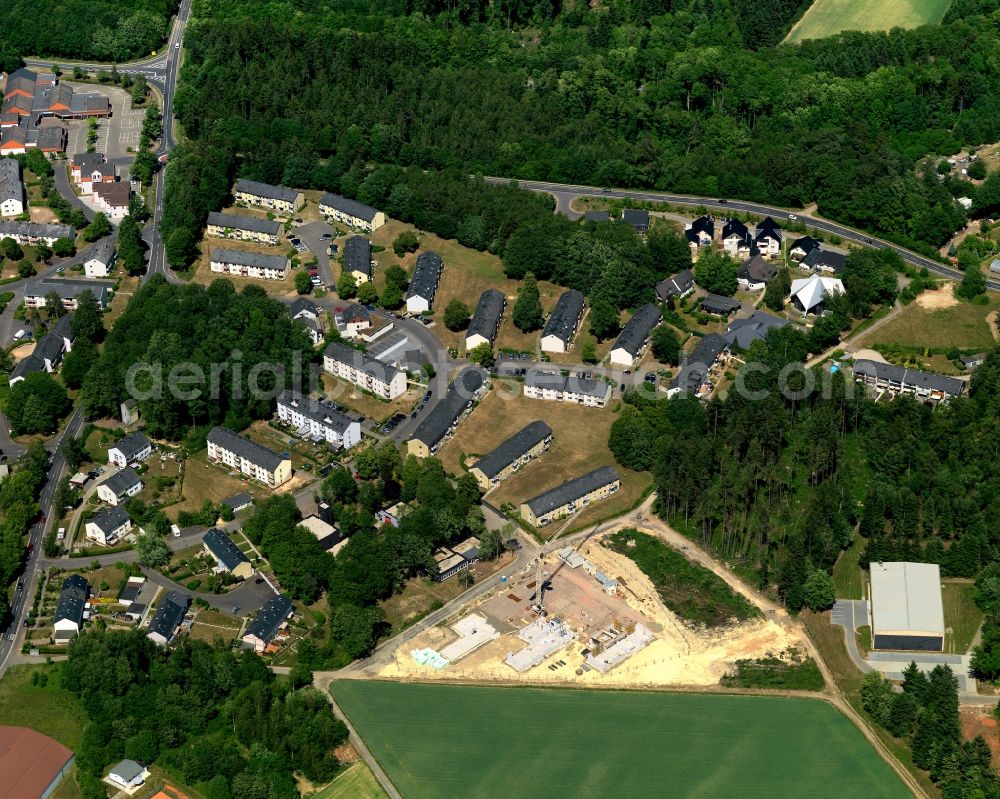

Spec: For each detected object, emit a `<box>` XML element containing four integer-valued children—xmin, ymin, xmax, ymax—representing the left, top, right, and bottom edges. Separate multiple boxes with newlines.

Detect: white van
<box><xmin>171</xmin><ymin>524</ymin><xmax>181</xmax><ymax>538</ymax></box>
<box><xmin>12</xmin><ymin>330</ymin><xmax>25</xmax><ymax>342</ymax></box>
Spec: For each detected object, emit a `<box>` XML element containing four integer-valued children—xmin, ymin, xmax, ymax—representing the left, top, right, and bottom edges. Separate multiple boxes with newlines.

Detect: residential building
<box><xmin>869</xmin><ymin>561</ymin><xmax>944</xmax><ymax>651</ymax></box>
<box><xmin>323</xmin><ymin>341</ymin><xmax>407</xmax><ymax>399</ymax></box>
<box><xmin>406</xmin><ymin>251</ymin><xmax>443</xmax><ymax>314</ymax></box>
<box><xmin>297</xmin><ymin>313</ymin><xmax>322</xmax><ymax>345</ymax></box>
<box><xmin>433</xmin><ymin>537</ymin><xmax>480</xmax><ymax>581</ymax></box>
<box><xmin>146</xmin><ymin>591</ymin><xmax>190</xmax><ymax>646</ymax></box>
<box><xmin>84</xmin><ymin>505</ymin><xmax>132</xmax><ymax>546</ymax></box>
<box><xmin>0</xmin><ymin>157</ymin><xmax>24</xmax><ymax>217</ymax></box>
<box><xmin>684</xmin><ymin>215</ymin><xmax>714</xmax><ymax>249</ymax></box>
<box><xmin>210</xmin><ymin>247</ymin><xmax>290</xmax><ymax>281</ymax></box>
<box><xmin>789</xmin><ymin>235</ymin><xmax>820</xmax><ymax>262</ymax></box>
<box><xmin>802</xmin><ymin>248</ymin><xmax>847</xmax><ymax>275</ymax></box>
<box><xmin>538</xmin><ymin>289</ymin><xmax>584</xmax><ymax>353</ymax></box>
<box><xmin>0</xmin><ymin>221</ymin><xmax>74</xmax><ymax>246</ymax></box>
<box><xmin>70</xmin><ymin>152</ymin><xmax>115</xmax><ymax>194</ymax></box>
<box><xmin>202</xmin><ymin>528</ymin><xmax>253</xmax><ymax>580</ymax></box>
<box><xmin>736</xmin><ymin>254</ymin><xmax>777</xmax><ymax>291</ymax></box>
<box><xmin>701</xmin><ymin>293</ymin><xmax>740</xmax><ymax>316</ymax></box>
<box><xmin>343</xmin><ymin>236</ymin><xmax>373</xmax><ymax>283</ymax></box>
<box><xmin>299</xmin><ymin>515</ymin><xmax>344</xmax><ymax>551</ymax></box>
<box><xmin>232</xmin><ymin>179</ymin><xmax>302</xmax><ymax>214</ymax></box>
<box><xmin>117</xmin><ymin>576</ymin><xmax>146</xmax><ymax>610</ymax></box>
<box><xmin>120</xmin><ymin>399</ymin><xmax>139</xmax><ymax>425</ymax></box>
<box><xmin>24</xmin><ymin>277</ymin><xmax>113</xmax><ymax>310</ymax></box>
<box><xmin>92</xmin><ymin>181</ymin><xmax>130</xmax><ymax>221</ymax></box>
<box><xmin>53</xmin><ymin>574</ymin><xmax>88</xmax><ymax>641</ymax></box>
<box><xmin>523</xmin><ymin>369</ymin><xmax>611</xmax><ymax>408</ymax></box>
<box><xmin>790</xmin><ymin>274</ymin><xmax>844</xmax><ymax>314</ymax></box>
<box><xmin>242</xmin><ymin>594</ymin><xmax>293</xmax><ymax>652</ymax></box>
<box><xmin>408</xmin><ymin>368</ymin><xmax>484</xmax><ymax>457</ymax></box>
<box><xmin>961</xmin><ymin>353</ymin><xmax>987</xmax><ymax>371</ymax></box>
<box><xmin>9</xmin><ymin>315</ymin><xmax>73</xmax><ymax>385</ymax></box>
<box><xmin>609</xmin><ymin>303</ymin><xmax>661</xmax><ymax>367</ymax></box>
<box><xmin>206</xmin><ymin>212</ymin><xmax>281</xmax><ymax>244</ymax></box>
<box><xmin>470</xmin><ymin>421</ymin><xmax>552</xmax><ymax>490</ymax></box>
<box><xmin>583</xmin><ymin>210</ymin><xmax>610</xmax><ymax>222</ymax></box>
<box><xmin>206</xmin><ymin>426</ymin><xmax>292</xmax><ymax>488</ymax></box>
<box><xmin>668</xmin><ymin>333</ymin><xmax>729</xmax><ymax>398</ymax></box>
<box><xmin>221</xmin><ymin>492</ymin><xmax>254</xmax><ymax>514</ymax></box>
<box><xmin>332</xmin><ymin>303</ymin><xmax>371</xmax><ymax>338</ymax></box>
<box><xmin>753</xmin><ymin>217</ymin><xmax>782</xmax><ymax>257</ymax></box>
<box><xmin>107</xmin><ymin>760</ymin><xmax>148</xmax><ymax>791</ymax></box>
<box><xmin>853</xmin><ymin>359</ymin><xmax>965</xmax><ymax>403</ymax></box>
<box><xmin>724</xmin><ymin>310</ymin><xmax>787</xmax><ymax>350</ymax></box>
<box><xmin>96</xmin><ymin>467</ymin><xmax>143</xmax><ymax>506</ymax></box>
<box><xmin>318</xmin><ymin>192</ymin><xmax>385</xmax><ymax>232</ymax></box>
<box><xmin>621</xmin><ymin>208</ymin><xmax>649</xmax><ymax>234</ymax></box>
<box><xmin>465</xmin><ymin>288</ymin><xmax>506</xmax><ymax>350</ymax></box>
<box><xmin>722</xmin><ymin>219</ymin><xmax>753</xmax><ymax>258</ymax></box>
<box><xmin>655</xmin><ymin>269</ymin><xmax>694</xmax><ymax>302</ymax></box>
<box><xmin>108</xmin><ymin>432</ymin><xmax>153</xmax><ymax>468</ymax></box>
<box><xmin>519</xmin><ymin>466</ymin><xmax>620</xmax><ymax>527</ymax></box>
<box><xmin>290</xmin><ymin>297</ymin><xmax>319</xmax><ymax>322</ymax></box>
<box><xmin>83</xmin><ymin>239</ymin><xmax>115</xmax><ymax>278</ymax></box>
<box><xmin>276</xmin><ymin>389</ymin><xmax>361</xmax><ymax>449</ymax></box>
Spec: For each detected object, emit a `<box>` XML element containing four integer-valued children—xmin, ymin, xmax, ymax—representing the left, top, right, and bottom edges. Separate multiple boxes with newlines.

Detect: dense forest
<box><xmin>0</xmin><ymin>0</ymin><xmax>177</xmax><ymax>67</ymax></box>
<box><xmin>80</xmin><ymin>275</ymin><xmax>313</xmax><ymax>441</ymax></box>
<box><xmin>160</xmin><ymin>0</ymin><xmax>1000</xmax><ymax>269</ymax></box>
<box><xmin>62</xmin><ymin>631</ymin><xmax>348</xmax><ymax>799</ymax></box>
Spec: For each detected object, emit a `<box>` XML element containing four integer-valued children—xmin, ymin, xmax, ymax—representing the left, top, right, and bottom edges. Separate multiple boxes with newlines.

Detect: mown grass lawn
<box><xmin>942</xmin><ymin>580</ymin><xmax>983</xmax><ymax>654</ymax></box>
<box><xmin>786</xmin><ymin>0</ymin><xmax>950</xmax><ymax>43</ymax></box>
<box><xmin>0</xmin><ymin>663</ymin><xmax>88</xmax><ymax>749</ymax></box>
<box><xmin>313</xmin><ymin>763</ymin><xmax>389</xmax><ymax>799</ymax></box>
<box><xmin>332</xmin><ymin>680</ymin><xmax>911</xmax><ymax>799</ymax></box>
<box><xmin>864</xmin><ymin>293</ymin><xmax>1000</xmax><ymax>350</ymax></box>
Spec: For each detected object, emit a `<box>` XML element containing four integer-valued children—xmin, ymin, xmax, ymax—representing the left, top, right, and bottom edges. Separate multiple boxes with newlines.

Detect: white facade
<box><xmin>96</xmin><ymin>476</ymin><xmax>143</xmax><ymax>506</ymax></box>
<box><xmin>0</xmin><ymin>196</ymin><xmax>22</xmax><ymax>217</ymax></box>
<box><xmin>84</xmin><ymin>253</ymin><xmax>113</xmax><ymax>278</ymax></box>
<box><xmin>209</xmin><ymin>250</ymin><xmax>289</xmax><ymax>281</ymax></box>
<box><xmin>276</xmin><ymin>393</ymin><xmax>362</xmax><ymax>449</ymax></box>
<box><xmin>85</xmin><ymin>515</ymin><xmax>132</xmax><ymax>546</ymax></box>
<box><xmin>323</xmin><ymin>345</ymin><xmax>407</xmax><ymax>400</ymax></box>
<box><xmin>107</xmin><ymin>441</ymin><xmax>152</xmax><ymax>468</ymax></box>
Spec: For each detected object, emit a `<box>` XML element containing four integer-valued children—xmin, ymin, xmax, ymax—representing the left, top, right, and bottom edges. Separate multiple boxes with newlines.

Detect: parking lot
<box><xmin>63</xmin><ymin>82</ymin><xmax>145</xmax><ymax>165</ymax></box>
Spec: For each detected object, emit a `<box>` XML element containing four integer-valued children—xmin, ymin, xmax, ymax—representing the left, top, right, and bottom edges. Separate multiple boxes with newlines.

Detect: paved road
<box><xmin>52</xmin><ymin>166</ymin><xmax>95</xmax><ymax>222</ymax></box>
<box><xmin>488</xmin><ymin>177</ymin><xmax>996</xmax><ymax>291</ymax></box>
<box><xmin>830</xmin><ymin>599</ymin><xmax>872</xmax><ymax>674</ymax></box>
<box><xmin>294</xmin><ymin>221</ymin><xmax>336</xmax><ymax>288</ymax></box>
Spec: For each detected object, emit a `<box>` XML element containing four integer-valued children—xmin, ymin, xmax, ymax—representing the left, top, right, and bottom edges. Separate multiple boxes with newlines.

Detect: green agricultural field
<box><xmin>786</xmin><ymin>0</ymin><xmax>951</xmax><ymax>43</ymax></box>
<box><xmin>332</xmin><ymin>681</ymin><xmax>910</xmax><ymax>799</ymax></box>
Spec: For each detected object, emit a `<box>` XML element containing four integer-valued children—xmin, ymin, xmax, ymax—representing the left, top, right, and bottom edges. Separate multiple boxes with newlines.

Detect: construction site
<box><xmin>380</xmin><ymin>531</ymin><xmax>803</xmax><ymax>687</ymax></box>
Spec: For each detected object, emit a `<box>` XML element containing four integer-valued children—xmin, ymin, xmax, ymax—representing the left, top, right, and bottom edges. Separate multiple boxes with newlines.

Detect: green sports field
<box><xmin>786</xmin><ymin>0</ymin><xmax>951</xmax><ymax>43</ymax></box>
<box><xmin>332</xmin><ymin>681</ymin><xmax>911</xmax><ymax>799</ymax></box>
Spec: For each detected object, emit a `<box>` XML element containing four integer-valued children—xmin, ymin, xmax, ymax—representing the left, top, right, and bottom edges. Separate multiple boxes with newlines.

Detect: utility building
<box><xmin>869</xmin><ymin>561</ymin><xmax>945</xmax><ymax>652</ymax></box>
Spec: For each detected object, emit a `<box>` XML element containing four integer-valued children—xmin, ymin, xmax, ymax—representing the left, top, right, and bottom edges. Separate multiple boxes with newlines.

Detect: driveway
<box><xmin>830</xmin><ymin>599</ymin><xmax>872</xmax><ymax>674</ymax></box>
<box><xmin>294</xmin><ymin>221</ymin><xmax>336</xmax><ymax>288</ymax></box>
<box><xmin>141</xmin><ymin>565</ymin><xmax>276</xmax><ymax>618</ymax></box>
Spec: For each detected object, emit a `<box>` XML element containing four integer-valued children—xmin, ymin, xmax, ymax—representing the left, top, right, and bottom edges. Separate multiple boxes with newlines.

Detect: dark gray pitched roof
<box><xmin>524</xmin><ymin>369</ymin><xmax>609</xmax><ymax>400</ymax></box>
<box><xmin>319</xmin><ymin>192</ymin><xmax>380</xmax><ymax>223</ymax></box>
<box><xmin>51</xmin><ymin>313</ymin><xmax>74</xmax><ymax>342</ymax></box>
<box><xmin>277</xmin><ymin>389</ymin><xmax>354</xmax><ymax>434</ymax></box>
<box><xmin>26</xmin><ymin>277</ymin><xmax>113</xmax><ymax>306</ymax></box>
<box><xmin>208</xmin><ymin>427</ymin><xmax>286</xmax><ymax>472</ymax></box>
<box><xmin>410</xmin><ymin>367</ymin><xmax>484</xmax><ymax>450</ymax></box>
<box><xmin>583</xmin><ymin>210</ymin><xmax>610</xmax><ymax>222</ymax></box>
<box><xmin>803</xmin><ymin>248</ymin><xmax>847</xmax><ymax>273</ymax></box>
<box><xmin>112</xmin><ymin>432</ymin><xmax>151</xmax><ymax>461</ymax></box>
<box><xmin>34</xmin><ymin>328</ymin><xmax>66</xmax><ymax>365</ymax></box>
<box><xmin>102</xmin><ymin>466</ymin><xmax>142</xmax><ymax>497</ymax></box>
<box><xmin>621</xmin><ymin>209</ymin><xmax>649</xmax><ymax>228</ymax></box>
<box><xmin>407</xmin><ymin>251</ymin><xmax>442</xmax><ymax>303</ymax></box>
<box><xmin>90</xmin><ymin>505</ymin><xmax>130</xmax><ymax>535</ymax></box>
<box><xmin>790</xmin><ymin>235</ymin><xmax>820</xmax><ymax>255</ymax></box>
<box><xmin>244</xmin><ymin>594</ymin><xmax>293</xmax><ymax>645</ymax></box>
<box><xmin>474</xmin><ymin>421</ymin><xmax>552</xmax><ymax>480</ymax></box>
<box><xmin>55</xmin><ymin>574</ymin><xmax>88</xmax><ymax>625</ymax></box>
<box><xmin>670</xmin><ymin>333</ymin><xmax>729</xmax><ymax>394</ymax></box>
<box><xmin>203</xmin><ymin>528</ymin><xmax>249</xmax><ymax>571</ymax></box>
<box><xmin>722</xmin><ymin>219</ymin><xmax>749</xmax><ymax>240</ymax></box>
<box><xmin>324</xmin><ymin>341</ymin><xmax>402</xmax><ymax>384</ymax></box>
<box><xmin>289</xmin><ymin>297</ymin><xmax>319</xmax><ymax>318</ymax></box>
<box><xmin>853</xmin><ymin>359</ymin><xmax>965</xmax><ymax>396</ymax></box>
<box><xmin>86</xmin><ymin>238</ymin><xmax>115</xmax><ymax>267</ymax></box>
<box><xmin>0</xmin><ymin>221</ymin><xmax>75</xmax><ymax>241</ymax></box>
<box><xmin>221</xmin><ymin>492</ymin><xmax>253</xmax><ymax>510</ymax></box>
<box><xmin>211</xmin><ymin>247</ymin><xmax>287</xmax><ymax>271</ymax></box>
<box><xmin>147</xmin><ymin>591</ymin><xmax>189</xmax><ymax>641</ymax></box>
<box><xmin>754</xmin><ymin>217</ymin><xmax>782</xmax><ymax>244</ymax></box>
<box><xmin>541</xmin><ymin>289</ymin><xmax>584</xmax><ymax>344</ymax></box>
<box><xmin>611</xmin><ymin>303</ymin><xmax>661</xmax><ymax>356</ymax></box>
<box><xmin>207</xmin><ymin>212</ymin><xmax>281</xmax><ymax>237</ymax></box>
<box><xmin>656</xmin><ymin>269</ymin><xmax>694</xmax><ymax>301</ymax></box>
<box><xmin>343</xmin><ymin>236</ymin><xmax>372</xmax><ymax>278</ymax></box>
<box><xmin>11</xmin><ymin>353</ymin><xmax>44</xmax><ymax>380</ymax></box>
<box><xmin>738</xmin><ymin>254</ymin><xmax>777</xmax><ymax>283</ymax></box>
<box><xmin>701</xmin><ymin>294</ymin><xmax>740</xmax><ymax>315</ymax></box>
<box><xmin>688</xmin><ymin>216</ymin><xmax>714</xmax><ymax>237</ymax></box>
<box><xmin>467</xmin><ymin>289</ymin><xmax>505</xmax><ymax>344</ymax></box>
<box><xmin>724</xmin><ymin>310</ymin><xmax>788</xmax><ymax>350</ymax></box>
<box><xmin>524</xmin><ymin>466</ymin><xmax>620</xmax><ymax>517</ymax></box>
<box><xmin>0</xmin><ymin>158</ymin><xmax>22</xmax><ymax>205</ymax></box>
<box><xmin>234</xmin><ymin>179</ymin><xmax>298</xmax><ymax>204</ymax></box>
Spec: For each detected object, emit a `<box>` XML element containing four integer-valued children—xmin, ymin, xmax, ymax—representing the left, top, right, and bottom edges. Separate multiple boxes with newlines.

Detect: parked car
<box><xmin>320</xmin><ymin>233</ymin><xmax>332</xmax><ymax>241</ymax></box>
<box><xmin>788</xmin><ymin>213</ymin><xmax>797</xmax><ymax>221</ymax></box>
<box><xmin>12</xmin><ymin>330</ymin><xmax>25</xmax><ymax>342</ymax></box>
<box><xmin>57</xmin><ymin>528</ymin><xmax>65</xmax><ymax>540</ymax></box>
<box><xmin>289</xmin><ymin>238</ymin><xmax>301</xmax><ymax>245</ymax></box>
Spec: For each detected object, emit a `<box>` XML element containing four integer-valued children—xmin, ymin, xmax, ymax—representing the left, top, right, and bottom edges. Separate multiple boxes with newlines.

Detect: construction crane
<box><xmin>532</xmin><ymin>521</ymin><xmax>603</xmax><ymax>613</ymax></box>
